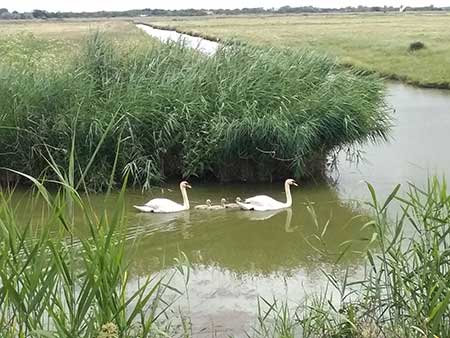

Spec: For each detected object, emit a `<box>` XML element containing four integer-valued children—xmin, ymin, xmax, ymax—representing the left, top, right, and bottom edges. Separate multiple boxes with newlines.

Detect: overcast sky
<box><xmin>2</xmin><ymin>0</ymin><xmax>449</xmax><ymax>12</ymax></box>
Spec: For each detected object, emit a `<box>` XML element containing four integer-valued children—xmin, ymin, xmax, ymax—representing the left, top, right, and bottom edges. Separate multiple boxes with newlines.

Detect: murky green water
<box><xmin>7</xmin><ymin>82</ymin><xmax>450</xmax><ymax>336</ymax></box>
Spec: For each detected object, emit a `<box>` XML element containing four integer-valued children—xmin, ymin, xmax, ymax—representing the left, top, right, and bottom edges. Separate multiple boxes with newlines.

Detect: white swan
<box><xmin>134</xmin><ymin>181</ymin><xmax>192</xmax><ymax>213</ymax></box>
<box><xmin>221</xmin><ymin>197</ymin><xmax>241</xmax><ymax>209</ymax></box>
<box><xmin>195</xmin><ymin>199</ymin><xmax>212</xmax><ymax>210</ymax></box>
<box><xmin>237</xmin><ymin>179</ymin><xmax>298</xmax><ymax>211</ymax></box>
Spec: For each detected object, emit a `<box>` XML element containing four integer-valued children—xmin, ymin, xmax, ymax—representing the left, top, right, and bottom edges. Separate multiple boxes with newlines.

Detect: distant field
<box><xmin>2</xmin><ymin>14</ymin><xmax>449</xmax><ymax>87</ymax></box>
<box><xmin>0</xmin><ymin>20</ymin><xmax>154</xmax><ymax>70</ymax></box>
<box><xmin>146</xmin><ymin>13</ymin><xmax>450</xmax><ymax>88</ymax></box>
<box><xmin>0</xmin><ymin>20</ymin><xmax>141</xmax><ymax>40</ymax></box>
<box><xmin>0</xmin><ymin>20</ymin><xmax>151</xmax><ymax>52</ymax></box>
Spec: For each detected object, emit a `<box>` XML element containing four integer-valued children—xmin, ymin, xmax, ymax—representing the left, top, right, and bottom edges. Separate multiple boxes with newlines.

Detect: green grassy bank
<box><xmin>0</xmin><ymin>30</ymin><xmax>389</xmax><ymax>190</ymax></box>
<box><xmin>146</xmin><ymin>13</ymin><xmax>450</xmax><ymax>89</ymax></box>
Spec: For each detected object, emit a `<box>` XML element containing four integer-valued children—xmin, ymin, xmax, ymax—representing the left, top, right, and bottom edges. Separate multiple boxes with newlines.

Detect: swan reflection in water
<box><xmin>237</xmin><ymin>208</ymin><xmax>297</xmax><ymax>233</ymax></box>
<box><xmin>128</xmin><ymin>205</ymin><xmax>297</xmax><ymax>242</ymax></box>
<box><xmin>128</xmin><ymin>210</ymin><xmax>192</xmax><ymax>240</ymax></box>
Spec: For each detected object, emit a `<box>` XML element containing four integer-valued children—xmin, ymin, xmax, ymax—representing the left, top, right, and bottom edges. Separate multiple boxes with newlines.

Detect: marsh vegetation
<box><xmin>1</xmin><ymin>18</ymin><xmax>449</xmax><ymax>338</ymax></box>
<box><xmin>0</xmin><ymin>171</ymin><xmax>191</xmax><ymax>337</ymax></box>
<box><xmin>2</xmin><ymin>167</ymin><xmax>450</xmax><ymax>337</ymax></box>
<box><xmin>254</xmin><ymin>179</ymin><xmax>450</xmax><ymax>338</ymax></box>
<box><xmin>0</xmin><ymin>28</ymin><xmax>389</xmax><ymax>189</ymax></box>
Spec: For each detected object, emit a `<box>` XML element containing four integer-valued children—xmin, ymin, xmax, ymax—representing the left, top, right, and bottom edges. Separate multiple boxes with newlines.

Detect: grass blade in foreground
<box><xmin>252</xmin><ymin>178</ymin><xmax>450</xmax><ymax>338</ymax></box>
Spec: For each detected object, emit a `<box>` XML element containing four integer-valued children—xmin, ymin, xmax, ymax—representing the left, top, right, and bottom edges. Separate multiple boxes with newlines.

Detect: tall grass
<box><xmin>252</xmin><ymin>178</ymin><xmax>450</xmax><ymax>338</ymax></box>
<box><xmin>0</xmin><ymin>32</ymin><xmax>390</xmax><ymax>190</ymax></box>
<box><xmin>0</xmin><ymin>126</ymin><xmax>188</xmax><ymax>337</ymax></box>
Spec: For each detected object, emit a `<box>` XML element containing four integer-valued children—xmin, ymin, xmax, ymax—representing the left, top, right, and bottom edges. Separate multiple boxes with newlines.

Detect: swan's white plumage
<box><xmin>134</xmin><ymin>181</ymin><xmax>191</xmax><ymax>213</ymax></box>
<box><xmin>143</xmin><ymin>198</ymin><xmax>186</xmax><ymax>213</ymax></box>
<box><xmin>237</xmin><ymin>179</ymin><xmax>298</xmax><ymax>211</ymax></box>
<box><xmin>245</xmin><ymin>195</ymin><xmax>285</xmax><ymax>207</ymax></box>
<box><xmin>133</xmin><ymin>205</ymin><xmax>156</xmax><ymax>213</ymax></box>
<box><xmin>237</xmin><ymin>196</ymin><xmax>285</xmax><ymax>211</ymax></box>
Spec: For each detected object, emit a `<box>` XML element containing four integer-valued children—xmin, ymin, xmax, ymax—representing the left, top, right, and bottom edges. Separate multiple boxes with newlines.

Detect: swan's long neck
<box><xmin>181</xmin><ymin>187</ymin><xmax>190</xmax><ymax>210</ymax></box>
<box><xmin>284</xmin><ymin>181</ymin><xmax>293</xmax><ymax>208</ymax></box>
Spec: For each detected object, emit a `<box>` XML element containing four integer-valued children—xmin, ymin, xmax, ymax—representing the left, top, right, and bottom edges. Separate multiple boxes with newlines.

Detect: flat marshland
<box><xmin>148</xmin><ymin>13</ymin><xmax>450</xmax><ymax>88</ymax></box>
<box><xmin>1</xmin><ymin>17</ymin><xmax>450</xmax><ymax>338</ymax></box>
<box><xmin>0</xmin><ymin>19</ymin><xmax>159</xmax><ymax>36</ymax></box>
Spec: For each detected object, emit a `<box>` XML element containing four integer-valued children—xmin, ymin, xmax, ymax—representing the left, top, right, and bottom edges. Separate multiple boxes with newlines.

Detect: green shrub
<box><xmin>409</xmin><ymin>41</ymin><xmax>426</xmax><ymax>51</ymax></box>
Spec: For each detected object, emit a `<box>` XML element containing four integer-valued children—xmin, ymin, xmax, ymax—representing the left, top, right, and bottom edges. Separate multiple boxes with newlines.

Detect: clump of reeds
<box><xmin>0</xmin><ymin>133</ymin><xmax>188</xmax><ymax>337</ymax></box>
<box><xmin>253</xmin><ymin>178</ymin><xmax>450</xmax><ymax>338</ymax></box>
<box><xmin>0</xmin><ymin>32</ymin><xmax>390</xmax><ymax>190</ymax></box>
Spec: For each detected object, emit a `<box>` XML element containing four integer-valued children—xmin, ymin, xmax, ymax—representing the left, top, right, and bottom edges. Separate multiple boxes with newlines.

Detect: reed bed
<box><xmin>0</xmin><ymin>138</ymin><xmax>190</xmax><ymax>337</ymax></box>
<box><xmin>0</xmin><ymin>32</ymin><xmax>390</xmax><ymax>190</ymax></box>
<box><xmin>253</xmin><ymin>178</ymin><xmax>450</xmax><ymax>338</ymax></box>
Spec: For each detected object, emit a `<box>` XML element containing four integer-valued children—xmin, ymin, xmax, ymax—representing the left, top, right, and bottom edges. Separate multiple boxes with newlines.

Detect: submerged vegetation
<box><xmin>0</xmin><ymin>30</ymin><xmax>389</xmax><ymax>190</ymax></box>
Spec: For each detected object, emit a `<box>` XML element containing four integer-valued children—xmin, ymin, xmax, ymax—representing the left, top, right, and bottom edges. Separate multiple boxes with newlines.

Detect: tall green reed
<box><xmin>0</xmin><ymin>32</ymin><xmax>390</xmax><ymax>190</ymax></box>
<box><xmin>0</xmin><ymin>120</ymin><xmax>188</xmax><ymax>337</ymax></box>
<box><xmin>251</xmin><ymin>178</ymin><xmax>450</xmax><ymax>338</ymax></box>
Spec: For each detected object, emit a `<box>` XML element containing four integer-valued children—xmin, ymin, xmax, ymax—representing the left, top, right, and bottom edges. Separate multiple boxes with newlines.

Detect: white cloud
<box><xmin>2</xmin><ymin>0</ymin><xmax>449</xmax><ymax>13</ymax></box>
